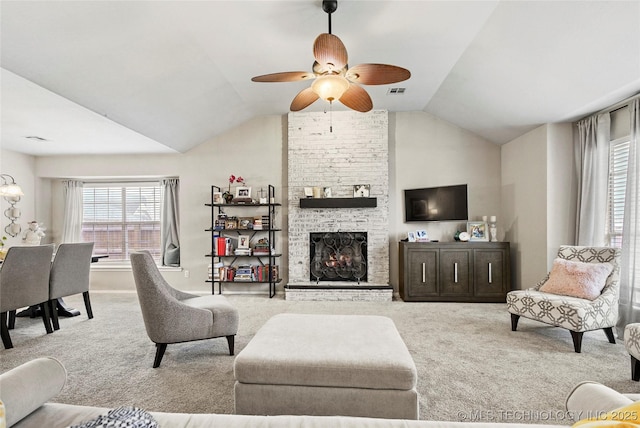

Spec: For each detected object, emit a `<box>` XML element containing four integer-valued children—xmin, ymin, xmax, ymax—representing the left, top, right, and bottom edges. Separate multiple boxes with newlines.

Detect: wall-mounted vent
<box><xmin>387</xmin><ymin>88</ymin><xmax>406</xmax><ymax>95</ymax></box>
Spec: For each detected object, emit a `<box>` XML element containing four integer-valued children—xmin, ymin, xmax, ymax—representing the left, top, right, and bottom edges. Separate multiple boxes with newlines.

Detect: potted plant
<box><xmin>223</xmin><ymin>175</ymin><xmax>245</xmax><ymax>204</ymax></box>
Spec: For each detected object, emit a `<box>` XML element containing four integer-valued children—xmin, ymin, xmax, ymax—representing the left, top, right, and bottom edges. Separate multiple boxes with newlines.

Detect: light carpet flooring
<box><xmin>1</xmin><ymin>292</ymin><xmax>638</xmax><ymax>425</ymax></box>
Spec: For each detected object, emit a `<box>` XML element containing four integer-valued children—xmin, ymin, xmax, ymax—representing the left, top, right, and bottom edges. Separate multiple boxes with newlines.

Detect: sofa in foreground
<box><xmin>1</xmin><ymin>357</ymin><xmax>639</xmax><ymax>428</ymax></box>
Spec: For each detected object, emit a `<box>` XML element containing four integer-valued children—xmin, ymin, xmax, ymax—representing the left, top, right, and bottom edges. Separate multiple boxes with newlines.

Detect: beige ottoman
<box><xmin>233</xmin><ymin>313</ymin><xmax>419</xmax><ymax>419</ymax></box>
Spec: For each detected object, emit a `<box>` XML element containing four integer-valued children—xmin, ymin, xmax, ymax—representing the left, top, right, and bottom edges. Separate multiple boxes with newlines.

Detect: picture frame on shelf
<box><xmin>407</xmin><ymin>231</ymin><xmax>416</xmax><ymax>242</ymax></box>
<box><xmin>304</xmin><ymin>187</ymin><xmax>313</xmax><ymax>198</ymax></box>
<box><xmin>467</xmin><ymin>221</ymin><xmax>488</xmax><ymax>241</ymax></box>
<box><xmin>415</xmin><ymin>229</ymin><xmax>429</xmax><ymax>242</ymax></box>
<box><xmin>353</xmin><ymin>184</ymin><xmax>370</xmax><ymax>198</ymax></box>
<box><xmin>235</xmin><ymin>186</ymin><xmax>252</xmax><ymax>199</ymax></box>
<box><xmin>238</xmin><ymin>235</ymin><xmax>250</xmax><ymax>249</ymax></box>
<box><xmin>225</xmin><ymin>218</ymin><xmax>238</xmax><ymax>229</ymax></box>
<box><xmin>238</xmin><ymin>217</ymin><xmax>253</xmax><ymax>230</ymax></box>
<box><xmin>213</xmin><ymin>191</ymin><xmax>223</xmax><ymax>204</ymax></box>
<box><xmin>323</xmin><ymin>187</ymin><xmax>332</xmax><ymax>198</ymax></box>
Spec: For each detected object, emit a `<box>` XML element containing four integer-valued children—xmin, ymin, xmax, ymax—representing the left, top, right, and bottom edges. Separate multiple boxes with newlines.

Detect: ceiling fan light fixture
<box><xmin>311</xmin><ymin>74</ymin><xmax>349</xmax><ymax>102</ymax></box>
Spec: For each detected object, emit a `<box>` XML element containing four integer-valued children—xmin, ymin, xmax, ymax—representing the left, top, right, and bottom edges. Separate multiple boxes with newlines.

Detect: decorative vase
<box><xmin>489</xmin><ymin>216</ymin><xmax>498</xmax><ymax>242</ymax></box>
<box><xmin>223</xmin><ymin>192</ymin><xmax>234</xmax><ymax>204</ymax></box>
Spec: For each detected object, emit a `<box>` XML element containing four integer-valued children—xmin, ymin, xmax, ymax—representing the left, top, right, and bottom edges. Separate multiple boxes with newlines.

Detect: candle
<box><xmin>490</xmin><ymin>215</ymin><xmax>497</xmax><ymax>223</ymax></box>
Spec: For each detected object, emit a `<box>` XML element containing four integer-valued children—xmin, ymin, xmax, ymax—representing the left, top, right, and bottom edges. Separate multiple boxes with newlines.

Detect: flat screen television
<box><xmin>404</xmin><ymin>184</ymin><xmax>468</xmax><ymax>222</ymax></box>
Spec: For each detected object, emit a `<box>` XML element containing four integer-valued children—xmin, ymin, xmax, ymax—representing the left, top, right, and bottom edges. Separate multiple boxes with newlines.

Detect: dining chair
<box><xmin>48</xmin><ymin>242</ymin><xmax>95</xmax><ymax>330</ymax></box>
<box><xmin>0</xmin><ymin>245</ymin><xmax>55</xmax><ymax>349</ymax></box>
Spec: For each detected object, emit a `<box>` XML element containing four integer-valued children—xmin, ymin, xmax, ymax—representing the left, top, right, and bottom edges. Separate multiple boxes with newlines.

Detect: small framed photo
<box><xmin>353</xmin><ymin>184</ymin><xmax>370</xmax><ymax>198</ymax></box>
<box><xmin>407</xmin><ymin>231</ymin><xmax>416</xmax><ymax>242</ymax></box>
<box><xmin>323</xmin><ymin>187</ymin><xmax>332</xmax><ymax>198</ymax></box>
<box><xmin>238</xmin><ymin>235</ymin><xmax>250</xmax><ymax>249</ymax></box>
<box><xmin>416</xmin><ymin>229</ymin><xmax>429</xmax><ymax>242</ymax></box>
<box><xmin>238</xmin><ymin>217</ymin><xmax>254</xmax><ymax>229</ymax></box>
<box><xmin>235</xmin><ymin>186</ymin><xmax>251</xmax><ymax>199</ymax></box>
<box><xmin>304</xmin><ymin>187</ymin><xmax>313</xmax><ymax>198</ymax></box>
<box><xmin>225</xmin><ymin>218</ymin><xmax>238</xmax><ymax>229</ymax></box>
<box><xmin>467</xmin><ymin>221</ymin><xmax>489</xmax><ymax>241</ymax></box>
<box><xmin>213</xmin><ymin>192</ymin><xmax>223</xmax><ymax>204</ymax></box>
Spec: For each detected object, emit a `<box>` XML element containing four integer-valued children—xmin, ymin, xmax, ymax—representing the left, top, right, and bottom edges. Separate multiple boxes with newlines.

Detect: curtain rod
<box><xmin>594</xmin><ymin>91</ymin><xmax>640</xmax><ymax>116</ymax></box>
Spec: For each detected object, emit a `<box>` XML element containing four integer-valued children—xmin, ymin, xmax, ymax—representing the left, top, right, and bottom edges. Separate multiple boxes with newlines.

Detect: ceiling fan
<box><xmin>251</xmin><ymin>0</ymin><xmax>411</xmax><ymax>113</ymax></box>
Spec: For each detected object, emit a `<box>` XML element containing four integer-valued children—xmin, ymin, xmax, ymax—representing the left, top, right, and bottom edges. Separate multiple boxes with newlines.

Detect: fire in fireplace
<box><xmin>309</xmin><ymin>232</ymin><xmax>367</xmax><ymax>283</ymax></box>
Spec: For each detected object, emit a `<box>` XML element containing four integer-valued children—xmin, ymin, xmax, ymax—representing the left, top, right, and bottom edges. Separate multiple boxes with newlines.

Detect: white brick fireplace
<box><xmin>286</xmin><ymin>110</ymin><xmax>392</xmax><ymax>301</ymax></box>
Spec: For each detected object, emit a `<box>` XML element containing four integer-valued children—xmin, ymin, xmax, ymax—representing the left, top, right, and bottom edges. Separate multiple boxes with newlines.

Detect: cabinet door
<box><xmin>406</xmin><ymin>248</ymin><xmax>439</xmax><ymax>298</ymax></box>
<box><xmin>439</xmin><ymin>250</ymin><xmax>472</xmax><ymax>297</ymax></box>
<box><xmin>474</xmin><ymin>249</ymin><xmax>506</xmax><ymax>298</ymax></box>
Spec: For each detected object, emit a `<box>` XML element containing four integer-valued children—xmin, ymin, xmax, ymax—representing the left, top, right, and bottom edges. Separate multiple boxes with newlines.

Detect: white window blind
<box><xmin>82</xmin><ymin>184</ymin><xmax>162</xmax><ymax>262</ymax></box>
<box><xmin>606</xmin><ymin>138</ymin><xmax>630</xmax><ymax>248</ymax></box>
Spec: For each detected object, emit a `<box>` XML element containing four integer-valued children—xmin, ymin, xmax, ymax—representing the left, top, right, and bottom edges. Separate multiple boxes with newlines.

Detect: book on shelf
<box><xmin>209</xmin><ymin>262</ymin><xmax>223</xmax><ymax>280</ymax></box>
<box><xmin>253</xmin><ymin>237</ymin><xmax>272</xmax><ymax>255</ymax></box>
<box><xmin>215</xmin><ymin>237</ymin><xmax>232</xmax><ymax>256</ymax></box>
<box><xmin>234</xmin><ymin>264</ymin><xmax>253</xmax><ymax>281</ymax></box>
<box><xmin>218</xmin><ymin>266</ymin><xmax>236</xmax><ymax>281</ymax></box>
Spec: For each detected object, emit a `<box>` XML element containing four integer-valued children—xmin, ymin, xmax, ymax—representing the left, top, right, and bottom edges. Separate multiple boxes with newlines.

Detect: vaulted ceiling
<box><xmin>1</xmin><ymin>1</ymin><xmax>639</xmax><ymax>156</ymax></box>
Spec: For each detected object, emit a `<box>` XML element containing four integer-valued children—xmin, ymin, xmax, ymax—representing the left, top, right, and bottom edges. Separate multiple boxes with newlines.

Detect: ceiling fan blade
<box><xmin>313</xmin><ymin>33</ymin><xmax>348</xmax><ymax>71</ymax></box>
<box><xmin>339</xmin><ymin>84</ymin><xmax>373</xmax><ymax>113</ymax></box>
<box><xmin>252</xmin><ymin>72</ymin><xmax>315</xmax><ymax>83</ymax></box>
<box><xmin>290</xmin><ymin>87</ymin><xmax>320</xmax><ymax>111</ymax></box>
<box><xmin>346</xmin><ymin>64</ymin><xmax>411</xmax><ymax>85</ymax></box>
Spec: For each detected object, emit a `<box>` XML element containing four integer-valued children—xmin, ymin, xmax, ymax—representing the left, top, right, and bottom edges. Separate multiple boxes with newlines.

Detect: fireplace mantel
<box><xmin>299</xmin><ymin>198</ymin><xmax>377</xmax><ymax>209</ymax></box>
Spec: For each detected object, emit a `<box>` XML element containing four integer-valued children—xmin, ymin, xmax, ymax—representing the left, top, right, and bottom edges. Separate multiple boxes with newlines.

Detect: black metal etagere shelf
<box><xmin>205</xmin><ymin>184</ymin><xmax>280</xmax><ymax>298</ymax></box>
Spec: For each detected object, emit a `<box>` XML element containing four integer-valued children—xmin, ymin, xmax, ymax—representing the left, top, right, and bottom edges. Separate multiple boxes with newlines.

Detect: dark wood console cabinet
<box><xmin>399</xmin><ymin>241</ymin><xmax>511</xmax><ymax>302</ymax></box>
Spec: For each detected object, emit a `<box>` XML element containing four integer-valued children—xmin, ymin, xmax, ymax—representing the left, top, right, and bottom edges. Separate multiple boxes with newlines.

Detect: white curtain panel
<box><xmin>617</xmin><ymin>99</ymin><xmax>640</xmax><ymax>335</ymax></box>
<box><xmin>161</xmin><ymin>178</ymin><xmax>180</xmax><ymax>266</ymax></box>
<box><xmin>61</xmin><ymin>180</ymin><xmax>84</xmax><ymax>243</ymax></box>
<box><xmin>575</xmin><ymin>113</ymin><xmax>611</xmax><ymax>246</ymax></box>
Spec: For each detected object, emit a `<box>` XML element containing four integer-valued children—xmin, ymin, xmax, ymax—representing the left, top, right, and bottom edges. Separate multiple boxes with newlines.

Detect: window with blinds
<box><xmin>82</xmin><ymin>184</ymin><xmax>162</xmax><ymax>262</ymax></box>
<box><xmin>606</xmin><ymin>138</ymin><xmax>630</xmax><ymax>248</ymax></box>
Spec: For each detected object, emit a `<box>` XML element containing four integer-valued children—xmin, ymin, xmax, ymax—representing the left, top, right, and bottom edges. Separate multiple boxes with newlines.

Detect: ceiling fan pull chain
<box><xmin>329</xmin><ymin>101</ymin><xmax>333</xmax><ymax>133</ymax></box>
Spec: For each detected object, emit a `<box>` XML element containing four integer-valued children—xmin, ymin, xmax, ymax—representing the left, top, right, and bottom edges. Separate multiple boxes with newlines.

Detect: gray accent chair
<box><xmin>507</xmin><ymin>245</ymin><xmax>621</xmax><ymax>353</ymax></box>
<box><xmin>130</xmin><ymin>250</ymin><xmax>239</xmax><ymax>368</ymax></box>
<box><xmin>0</xmin><ymin>245</ymin><xmax>55</xmax><ymax>349</ymax></box>
<box><xmin>48</xmin><ymin>242</ymin><xmax>95</xmax><ymax>330</ymax></box>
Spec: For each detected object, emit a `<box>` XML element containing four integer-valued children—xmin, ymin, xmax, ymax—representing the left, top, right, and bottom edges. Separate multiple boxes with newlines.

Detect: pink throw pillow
<box><xmin>539</xmin><ymin>258</ymin><xmax>614</xmax><ymax>300</ymax></box>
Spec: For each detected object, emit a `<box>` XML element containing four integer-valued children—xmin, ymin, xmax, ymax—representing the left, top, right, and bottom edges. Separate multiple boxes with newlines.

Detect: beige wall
<box><xmin>0</xmin><ymin>150</ymin><xmax>38</xmax><ymax>247</ymax></box>
<box><xmin>501</xmin><ymin>125</ymin><xmax>548</xmax><ymax>289</ymax></box>
<box><xmin>389</xmin><ymin>111</ymin><xmax>503</xmax><ymax>289</ymax></box>
<box><xmin>5</xmin><ymin>111</ymin><xmax>575</xmax><ymax>295</ymax></box>
<box><xmin>546</xmin><ymin>123</ymin><xmax>577</xmax><ymax>268</ymax></box>
<box><xmin>500</xmin><ymin>123</ymin><xmax>577</xmax><ymax>290</ymax></box>
<box><xmin>36</xmin><ymin>114</ymin><xmax>284</xmax><ymax>292</ymax></box>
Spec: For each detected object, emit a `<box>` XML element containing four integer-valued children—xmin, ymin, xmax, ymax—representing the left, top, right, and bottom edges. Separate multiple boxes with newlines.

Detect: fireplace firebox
<box><xmin>309</xmin><ymin>232</ymin><xmax>367</xmax><ymax>283</ymax></box>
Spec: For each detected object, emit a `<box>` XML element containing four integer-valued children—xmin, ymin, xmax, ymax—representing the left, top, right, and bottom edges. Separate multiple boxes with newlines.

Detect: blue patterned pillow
<box><xmin>69</xmin><ymin>406</ymin><xmax>158</xmax><ymax>428</ymax></box>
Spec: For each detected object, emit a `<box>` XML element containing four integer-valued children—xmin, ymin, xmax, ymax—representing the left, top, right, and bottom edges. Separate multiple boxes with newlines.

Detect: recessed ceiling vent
<box><xmin>387</xmin><ymin>88</ymin><xmax>406</xmax><ymax>95</ymax></box>
<box><xmin>24</xmin><ymin>136</ymin><xmax>48</xmax><ymax>142</ymax></box>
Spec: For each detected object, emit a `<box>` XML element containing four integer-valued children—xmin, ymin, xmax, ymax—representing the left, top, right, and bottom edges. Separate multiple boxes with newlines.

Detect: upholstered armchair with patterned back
<box><xmin>507</xmin><ymin>245</ymin><xmax>621</xmax><ymax>353</ymax></box>
<box><xmin>624</xmin><ymin>323</ymin><xmax>640</xmax><ymax>381</ymax></box>
<box><xmin>130</xmin><ymin>250</ymin><xmax>239</xmax><ymax>368</ymax></box>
